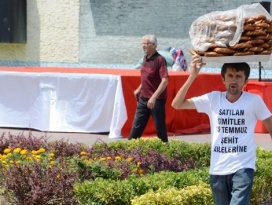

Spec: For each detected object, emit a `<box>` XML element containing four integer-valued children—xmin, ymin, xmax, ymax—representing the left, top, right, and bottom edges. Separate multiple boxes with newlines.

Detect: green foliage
<box><xmin>74</xmin><ymin>168</ymin><xmax>210</xmax><ymax>205</ymax></box>
<box><xmin>167</xmin><ymin>140</ymin><xmax>211</xmax><ymax>167</ymax></box>
<box><xmin>76</xmin><ymin>158</ymin><xmax>122</xmax><ymax>180</ymax></box>
<box><xmin>75</xmin><ymin>139</ymin><xmax>200</xmax><ymax>181</ymax></box>
<box><xmin>256</xmin><ymin>147</ymin><xmax>272</xmax><ymax>159</ymax></box>
<box><xmin>91</xmin><ymin>138</ymin><xmax>169</xmax><ymax>155</ymax></box>
<box><xmin>251</xmin><ymin>157</ymin><xmax>272</xmax><ymax>205</ymax></box>
<box><xmin>131</xmin><ymin>182</ymin><xmax>214</xmax><ymax>205</ymax></box>
<box><xmin>92</xmin><ymin>138</ymin><xmax>211</xmax><ymax>167</ymax></box>
<box><xmin>1</xmin><ymin>135</ymin><xmax>271</xmax><ymax>205</ymax></box>
<box><xmin>74</xmin><ymin>178</ymin><xmax>135</xmax><ymax>205</ymax></box>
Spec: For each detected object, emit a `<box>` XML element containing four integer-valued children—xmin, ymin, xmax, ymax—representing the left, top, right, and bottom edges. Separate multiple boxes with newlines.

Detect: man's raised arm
<box><xmin>171</xmin><ymin>54</ymin><xmax>205</xmax><ymax>110</ymax></box>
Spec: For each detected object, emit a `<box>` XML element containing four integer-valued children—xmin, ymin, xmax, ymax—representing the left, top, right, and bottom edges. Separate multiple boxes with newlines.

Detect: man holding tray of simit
<box><xmin>172</xmin><ymin>51</ymin><xmax>272</xmax><ymax>205</ymax></box>
<box><xmin>172</xmin><ymin>3</ymin><xmax>272</xmax><ymax>204</ymax></box>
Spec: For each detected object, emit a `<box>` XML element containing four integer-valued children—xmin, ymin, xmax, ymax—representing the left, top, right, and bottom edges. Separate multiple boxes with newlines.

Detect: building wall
<box><xmin>0</xmin><ymin>0</ymin><xmax>270</xmax><ymax>69</ymax></box>
<box><xmin>80</xmin><ymin>0</ymin><xmax>268</xmax><ymax>67</ymax></box>
<box><xmin>0</xmin><ymin>0</ymin><xmax>79</xmax><ymax>64</ymax></box>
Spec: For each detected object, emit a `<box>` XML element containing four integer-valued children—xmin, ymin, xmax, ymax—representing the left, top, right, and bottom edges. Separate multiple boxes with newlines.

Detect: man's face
<box><xmin>142</xmin><ymin>38</ymin><xmax>156</xmax><ymax>56</ymax></box>
<box><xmin>222</xmin><ymin>68</ymin><xmax>248</xmax><ymax>95</ymax></box>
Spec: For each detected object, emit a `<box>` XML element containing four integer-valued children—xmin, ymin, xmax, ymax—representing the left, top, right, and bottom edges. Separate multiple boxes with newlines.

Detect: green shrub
<box><xmin>131</xmin><ymin>182</ymin><xmax>214</xmax><ymax>205</ymax></box>
<box><xmin>91</xmin><ymin>139</ymin><xmax>211</xmax><ymax>167</ymax></box>
<box><xmin>76</xmin><ymin>158</ymin><xmax>122</xmax><ymax>180</ymax></box>
<box><xmin>74</xmin><ymin>168</ymin><xmax>209</xmax><ymax>205</ymax></box>
<box><xmin>1</xmin><ymin>135</ymin><xmax>271</xmax><ymax>205</ymax></box>
<box><xmin>75</xmin><ymin>144</ymin><xmax>198</xmax><ymax>181</ymax></box>
<box><xmin>256</xmin><ymin>147</ymin><xmax>272</xmax><ymax>160</ymax></box>
<box><xmin>251</xmin><ymin>157</ymin><xmax>272</xmax><ymax>205</ymax></box>
<box><xmin>74</xmin><ymin>178</ymin><xmax>135</xmax><ymax>205</ymax></box>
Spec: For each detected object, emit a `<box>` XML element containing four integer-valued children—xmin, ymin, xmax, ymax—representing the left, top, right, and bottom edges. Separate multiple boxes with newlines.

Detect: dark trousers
<box><xmin>128</xmin><ymin>97</ymin><xmax>168</xmax><ymax>142</ymax></box>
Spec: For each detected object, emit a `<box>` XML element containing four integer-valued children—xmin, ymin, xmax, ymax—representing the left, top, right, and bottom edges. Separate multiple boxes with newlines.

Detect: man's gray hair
<box><xmin>143</xmin><ymin>34</ymin><xmax>157</xmax><ymax>46</ymax></box>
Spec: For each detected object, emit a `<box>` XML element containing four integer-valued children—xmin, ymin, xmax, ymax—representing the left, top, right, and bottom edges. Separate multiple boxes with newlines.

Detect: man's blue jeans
<box><xmin>210</xmin><ymin>168</ymin><xmax>254</xmax><ymax>205</ymax></box>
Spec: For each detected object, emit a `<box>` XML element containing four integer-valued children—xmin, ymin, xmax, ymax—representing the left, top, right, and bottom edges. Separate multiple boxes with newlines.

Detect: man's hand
<box><xmin>190</xmin><ymin>54</ymin><xmax>206</xmax><ymax>76</ymax></box>
<box><xmin>134</xmin><ymin>89</ymin><xmax>140</xmax><ymax>101</ymax></box>
<box><xmin>147</xmin><ymin>96</ymin><xmax>156</xmax><ymax>109</ymax></box>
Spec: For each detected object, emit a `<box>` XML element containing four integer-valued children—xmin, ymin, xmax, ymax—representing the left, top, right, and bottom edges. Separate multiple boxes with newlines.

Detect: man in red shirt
<box><xmin>128</xmin><ymin>34</ymin><xmax>169</xmax><ymax>142</ymax></box>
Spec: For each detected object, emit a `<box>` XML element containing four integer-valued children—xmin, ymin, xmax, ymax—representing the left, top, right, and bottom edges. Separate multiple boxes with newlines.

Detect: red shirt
<box><xmin>140</xmin><ymin>51</ymin><xmax>168</xmax><ymax>99</ymax></box>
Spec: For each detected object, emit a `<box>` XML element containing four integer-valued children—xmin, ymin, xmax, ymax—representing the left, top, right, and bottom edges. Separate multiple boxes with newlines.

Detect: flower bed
<box><xmin>0</xmin><ymin>133</ymin><xmax>271</xmax><ymax>205</ymax></box>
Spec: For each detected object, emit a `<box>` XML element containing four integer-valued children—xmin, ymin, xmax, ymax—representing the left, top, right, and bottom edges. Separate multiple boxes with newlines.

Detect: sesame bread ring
<box><xmin>239</xmin><ymin>36</ymin><xmax>252</xmax><ymax>41</ymax></box>
<box><xmin>231</xmin><ymin>42</ymin><xmax>252</xmax><ymax>49</ymax></box>
<box><xmin>252</xmin><ymin>15</ymin><xmax>267</xmax><ymax>21</ymax></box>
<box><xmin>249</xmin><ymin>39</ymin><xmax>265</xmax><ymax>45</ymax></box>
<box><xmin>204</xmin><ymin>52</ymin><xmax>224</xmax><ymax>57</ymax></box>
<box><xmin>247</xmin><ymin>47</ymin><xmax>264</xmax><ymax>53</ymax></box>
<box><xmin>196</xmin><ymin>51</ymin><xmax>205</xmax><ymax>56</ymax></box>
<box><xmin>259</xmin><ymin>43</ymin><xmax>270</xmax><ymax>48</ymax></box>
<box><xmin>260</xmin><ymin>50</ymin><xmax>272</xmax><ymax>55</ymax></box>
<box><xmin>189</xmin><ymin>48</ymin><xmax>206</xmax><ymax>56</ymax></box>
<box><xmin>244</xmin><ymin>30</ymin><xmax>266</xmax><ymax>36</ymax></box>
<box><xmin>215</xmin><ymin>15</ymin><xmax>236</xmax><ymax>21</ymax></box>
<box><xmin>254</xmin><ymin>19</ymin><xmax>266</xmax><ymax>24</ymax></box>
<box><xmin>267</xmin><ymin>27</ymin><xmax>272</xmax><ymax>33</ymax></box>
<box><xmin>254</xmin><ymin>35</ymin><xmax>269</xmax><ymax>40</ymax></box>
<box><xmin>255</xmin><ymin>22</ymin><xmax>270</xmax><ymax>28</ymax></box>
<box><xmin>233</xmin><ymin>51</ymin><xmax>254</xmax><ymax>56</ymax></box>
<box><xmin>208</xmin><ymin>44</ymin><xmax>219</xmax><ymax>49</ymax></box>
<box><xmin>217</xmin><ymin>25</ymin><xmax>228</xmax><ymax>31</ymax></box>
<box><xmin>243</xmin><ymin>25</ymin><xmax>255</xmax><ymax>31</ymax></box>
<box><xmin>214</xmin><ymin>47</ymin><xmax>236</xmax><ymax>55</ymax></box>
<box><xmin>244</xmin><ymin>18</ymin><xmax>255</xmax><ymax>24</ymax></box>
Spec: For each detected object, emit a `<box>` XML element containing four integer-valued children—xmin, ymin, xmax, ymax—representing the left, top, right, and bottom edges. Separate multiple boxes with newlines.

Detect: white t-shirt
<box><xmin>192</xmin><ymin>91</ymin><xmax>271</xmax><ymax>175</ymax></box>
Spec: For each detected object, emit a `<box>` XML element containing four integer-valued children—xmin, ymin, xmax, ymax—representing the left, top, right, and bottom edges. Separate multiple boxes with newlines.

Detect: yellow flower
<box><xmin>139</xmin><ymin>169</ymin><xmax>144</xmax><ymax>175</ymax></box>
<box><xmin>80</xmin><ymin>151</ymin><xmax>87</xmax><ymax>156</ymax></box>
<box><xmin>50</xmin><ymin>161</ymin><xmax>55</xmax><ymax>165</ymax></box>
<box><xmin>137</xmin><ymin>162</ymin><xmax>141</xmax><ymax>168</ymax></box>
<box><xmin>49</xmin><ymin>153</ymin><xmax>55</xmax><ymax>157</ymax></box>
<box><xmin>126</xmin><ymin>157</ymin><xmax>134</xmax><ymax>162</ymax></box>
<box><xmin>13</xmin><ymin>148</ymin><xmax>21</xmax><ymax>154</ymax></box>
<box><xmin>32</xmin><ymin>150</ymin><xmax>37</xmax><ymax>155</ymax></box>
<box><xmin>100</xmin><ymin>157</ymin><xmax>106</xmax><ymax>161</ymax></box>
<box><xmin>15</xmin><ymin>160</ymin><xmax>21</xmax><ymax>164</ymax></box>
<box><xmin>7</xmin><ymin>153</ymin><xmax>11</xmax><ymax>157</ymax></box>
<box><xmin>9</xmin><ymin>160</ymin><xmax>14</xmax><ymax>164</ymax></box>
<box><xmin>35</xmin><ymin>155</ymin><xmax>41</xmax><ymax>159</ymax></box>
<box><xmin>37</xmin><ymin>148</ymin><xmax>46</xmax><ymax>154</ymax></box>
<box><xmin>3</xmin><ymin>148</ymin><xmax>12</xmax><ymax>154</ymax></box>
<box><xmin>20</xmin><ymin>149</ymin><xmax>28</xmax><ymax>155</ymax></box>
<box><xmin>27</xmin><ymin>157</ymin><xmax>32</xmax><ymax>161</ymax></box>
<box><xmin>1</xmin><ymin>155</ymin><xmax>7</xmax><ymax>160</ymax></box>
<box><xmin>115</xmin><ymin>156</ymin><xmax>121</xmax><ymax>161</ymax></box>
<box><xmin>86</xmin><ymin>160</ymin><xmax>92</xmax><ymax>165</ymax></box>
<box><xmin>107</xmin><ymin>156</ymin><xmax>112</xmax><ymax>160</ymax></box>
